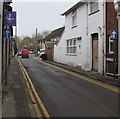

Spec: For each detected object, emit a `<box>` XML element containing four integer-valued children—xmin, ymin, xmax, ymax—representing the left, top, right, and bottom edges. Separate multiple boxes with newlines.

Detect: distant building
<box><xmin>42</xmin><ymin>27</ymin><xmax>65</xmax><ymax>61</ymax></box>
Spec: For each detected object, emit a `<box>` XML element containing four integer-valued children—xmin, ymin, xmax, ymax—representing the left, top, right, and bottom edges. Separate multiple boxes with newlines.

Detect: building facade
<box><xmin>54</xmin><ymin>2</ymin><xmax>118</xmax><ymax>76</ymax></box>
<box><xmin>0</xmin><ymin>1</ymin><xmax>14</xmax><ymax>85</ymax></box>
<box><xmin>41</xmin><ymin>27</ymin><xmax>65</xmax><ymax>61</ymax></box>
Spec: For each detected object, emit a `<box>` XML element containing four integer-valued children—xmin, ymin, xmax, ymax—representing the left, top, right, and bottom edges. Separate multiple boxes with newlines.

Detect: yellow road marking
<box><xmin>18</xmin><ymin>59</ymin><xmax>42</xmax><ymax>118</ymax></box>
<box><xmin>39</xmin><ymin>60</ymin><xmax>120</xmax><ymax>93</ymax></box>
<box><xmin>18</xmin><ymin>59</ymin><xmax>50</xmax><ymax>118</ymax></box>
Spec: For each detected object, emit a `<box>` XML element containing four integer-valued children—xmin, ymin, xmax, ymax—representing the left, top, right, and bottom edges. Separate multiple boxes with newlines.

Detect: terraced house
<box><xmin>54</xmin><ymin>1</ymin><xmax>119</xmax><ymax>76</ymax></box>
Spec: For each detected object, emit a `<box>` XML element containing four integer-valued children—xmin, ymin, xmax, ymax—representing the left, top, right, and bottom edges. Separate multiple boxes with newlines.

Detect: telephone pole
<box><xmin>0</xmin><ymin>0</ymin><xmax>3</xmax><ymax>86</ymax></box>
<box><xmin>114</xmin><ymin>0</ymin><xmax>120</xmax><ymax>76</ymax></box>
<box><xmin>117</xmin><ymin>12</ymin><xmax>120</xmax><ymax>75</ymax></box>
<box><xmin>35</xmin><ymin>28</ymin><xmax>38</xmax><ymax>57</ymax></box>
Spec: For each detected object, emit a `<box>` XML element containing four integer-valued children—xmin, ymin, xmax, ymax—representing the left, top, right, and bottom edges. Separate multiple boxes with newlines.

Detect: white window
<box><xmin>90</xmin><ymin>2</ymin><xmax>99</xmax><ymax>13</ymax></box>
<box><xmin>109</xmin><ymin>36</ymin><xmax>114</xmax><ymax>54</ymax></box>
<box><xmin>72</xmin><ymin>10</ymin><xmax>77</xmax><ymax>27</ymax></box>
<box><xmin>67</xmin><ymin>39</ymin><xmax>77</xmax><ymax>54</ymax></box>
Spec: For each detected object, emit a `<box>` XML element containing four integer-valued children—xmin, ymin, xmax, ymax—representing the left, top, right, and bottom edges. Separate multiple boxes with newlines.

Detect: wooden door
<box><xmin>92</xmin><ymin>34</ymin><xmax>98</xmax><ymax>71</ymax></box>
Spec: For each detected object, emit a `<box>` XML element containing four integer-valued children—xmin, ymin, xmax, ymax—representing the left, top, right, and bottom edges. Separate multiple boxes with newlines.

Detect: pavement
<box><xmin>43</xmin><ymin>60</ymin><xmax>120</xmax><ymax>87</ymax></box>
<box><xmin>2</xmin><ymin>57</ymin><xmax>36</xmax><ymax>118</ymax></box>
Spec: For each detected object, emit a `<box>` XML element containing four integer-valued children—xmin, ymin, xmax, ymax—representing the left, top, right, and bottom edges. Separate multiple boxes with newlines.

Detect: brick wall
<box><xmin>45</xmin><ymin>46</ymin><xmax>53</xmax><ymax>61</ymax></box>
<box><xmin>106</xmin><ymin>2</ymin><xmax>118</xmax><ymax>74</ymax></box>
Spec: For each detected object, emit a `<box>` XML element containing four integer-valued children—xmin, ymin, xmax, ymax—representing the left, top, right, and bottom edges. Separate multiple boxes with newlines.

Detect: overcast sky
<box><xmin>12</xmin><ymin>2</ymin><xmax>76</xmax><ymax>38</ymax></box>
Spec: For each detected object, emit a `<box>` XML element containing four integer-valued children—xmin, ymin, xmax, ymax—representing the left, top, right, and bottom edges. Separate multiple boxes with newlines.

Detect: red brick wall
<box><xmin>45</xmin><ymin>46</ymin><xmax>53</xmax><ymax>61</ymax></box>
<box><xmin>106</xmin><ymin>2</ymin><xmax>118</xmax><ymax>74</ymax></box>
<box><xmin>106</xmin><ymin>2</ymin><xmax>118</xmax><ymax>53</ymax></box>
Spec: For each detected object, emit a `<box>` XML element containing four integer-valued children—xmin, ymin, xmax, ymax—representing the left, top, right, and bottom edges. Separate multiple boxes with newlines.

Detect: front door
<box><xmin>92</xmin><ymin>34</ymin><xmax>98</xmax><ymax>71</ymax></box>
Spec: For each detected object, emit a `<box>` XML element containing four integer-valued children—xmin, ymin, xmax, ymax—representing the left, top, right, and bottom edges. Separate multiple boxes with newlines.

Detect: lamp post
<box><xmin>0</xmin><ymin>1</ymin><xmax>3</xmax><ymax>118</ymax></box>
<box><xmin>35</xmin><ymin>28</ymin><xmax>38</xmax><ymax>57</ymax></box>
<box><xmin>114</xmin><ymin>0</ymin><xmax>120</xmax><ymax>76</ymax></box>
<box><xmin>0</xmin><ymin>0</ymin><xmax>3</xmax><ymax>86</ymax></box>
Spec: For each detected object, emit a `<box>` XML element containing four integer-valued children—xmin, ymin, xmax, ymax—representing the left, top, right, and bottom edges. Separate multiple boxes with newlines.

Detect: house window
<box><xmin>67</xmin><ymin>39</ymin><xmax>77</xmax><ymax>54</ymax></box>
<box><xmin>109</xmin><ymin>36</ymin><xmax>114</xmax><ymax>54</ymax></box>
<box><xmin>72</xmin><ymin>10</ymin><xmax>77</xmax><ymax>27</ymax></box>
<box><xmin>90</xmin><ymin>2</ymin><xmax>99</xmax><ymax>13</ymax></box>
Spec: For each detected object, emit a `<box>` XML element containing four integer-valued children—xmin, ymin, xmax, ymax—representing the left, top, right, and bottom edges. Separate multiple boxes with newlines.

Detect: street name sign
<box><xmin>4</xmin><ymin>11</ymin><xmax>16</xmax><ymax>26</ymax></box>
<box><xmin>4</xmin><ymin>29</ymin><xmax>11</xmax><ymax>39</ymax></box>
<box><xmin>111</xmin><ymin>30</ymin><xmax>118</xmax><ymax>39</ymax></box>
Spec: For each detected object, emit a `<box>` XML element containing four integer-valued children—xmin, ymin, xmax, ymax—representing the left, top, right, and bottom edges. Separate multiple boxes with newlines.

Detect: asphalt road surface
<box><xmin>20</xmin><ymin>56</ymin><xmax>119</xmax><ymax>117</ymax></box>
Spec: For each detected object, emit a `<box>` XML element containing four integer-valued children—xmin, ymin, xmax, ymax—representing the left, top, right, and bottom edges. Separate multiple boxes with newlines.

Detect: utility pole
<box><xmin>118</xmin><ymin>13</ymin><xmax>120</xmax><ymax>75</ymax></box>
<box><xmin>35</xmin><ymin>28</ymin><xmax>38</xmax><ymax>57</ymax></box>
<box><xmin>114</xmin><ymin>0</ymin><xmax>120</xmax><ymax>76</ymax></box>
<box><xmin>0</xmin><ymin>1</ymin><xmax>3</xmax><ymax>118</ymax></box>
<box><xmin>0</xmin><ymin>0</ymin><xmax>3</xmax><ymax>86</ymax></box>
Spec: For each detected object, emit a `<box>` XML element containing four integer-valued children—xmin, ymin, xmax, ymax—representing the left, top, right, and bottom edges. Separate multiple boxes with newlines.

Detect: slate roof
<box><xmin>43</xmin><ymin>27</ymin><xmax>65</xmax><ymax>41</ymax></box>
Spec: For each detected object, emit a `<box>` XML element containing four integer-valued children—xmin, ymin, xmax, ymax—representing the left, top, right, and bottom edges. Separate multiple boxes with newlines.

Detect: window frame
<box><xmin>109</xmin><ymin>36</ymin><xmax>114</xmax><ymax>54</ymax></box>
<box><xmin>72</xmin><ymin>10</ymin><xmax>77</xmax><ymax>28</ymax></box>
<box><xmin>90</xmin><ymin>2</ymin><xmax>99</xmax><ymax>14</ymax></box>
<box><xmin>67</xmin><ymin>38</ymin><xmax>77</xmax><ymax>55</ymax></box>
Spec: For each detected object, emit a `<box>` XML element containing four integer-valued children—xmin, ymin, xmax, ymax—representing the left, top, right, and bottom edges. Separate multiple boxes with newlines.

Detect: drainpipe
<box><xmin>103</xmin><ymin>1</ymin><xmax>106</xmax><ymax>75</ymax></box>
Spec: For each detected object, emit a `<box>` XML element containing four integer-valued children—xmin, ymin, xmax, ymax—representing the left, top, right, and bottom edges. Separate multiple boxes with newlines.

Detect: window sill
<box><xmin>109</xmin><ymin>52</ymin><xmax>114</xmax><ymax>54</ymax></box>
<box><xmin>66</xmin><ymin>53</ymin><xmax>77</xmax><ymax>56</ymax></box>
<box><xmin>89</xmin><ymin>10</ymin><xmax>100</xmax><ymax>16</ymax></box>
<box><xmin>106</xmin><ymin>58</ymin><xmax>113</xmax><ymax>62</ymax></box>
<box><xmin>71</xmin><ymin>25</ymin><xmax>77</xmax><ymax>29</ymax></box>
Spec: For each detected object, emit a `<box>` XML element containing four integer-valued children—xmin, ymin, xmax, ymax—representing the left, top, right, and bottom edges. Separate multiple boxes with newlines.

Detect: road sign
<box><xmin>4</xmin><ymin>11</ymin><xmax>16</xmax><ymax>26</ymax></box>
<box><xmin>111</xmin><ymin>30</ymin><xmax>118</xmax><ymax>39</ymax></box>
<box><xmin>4</xmin><ymin>29</ymin><xmax>11</xmax><ymax>39</ymax></box>
<box><xmin>11</xmin><ymin>41</ymin><xmax>15</xmax><ymax>47</ymax></box>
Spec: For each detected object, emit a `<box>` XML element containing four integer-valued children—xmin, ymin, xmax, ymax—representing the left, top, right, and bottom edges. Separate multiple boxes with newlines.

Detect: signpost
<box><xmin>111</xmin><ymin>30</ymin><xmax>118</xmax><ymax>40</ymax></box>
<box><xmin>111</xmin><ymin>31</ymin><xmax>118</xmax><ymax>78</ymax></box>
<box><xmin>4</xmin><ymin>29</ymin><xmax>11</xmax><ymax>39</ymax></box>
<box><xmin>4</xmin><ymin>11</ymin><xmax>16</xmax><ymax>26</ymax></box>
<box><xmin>11</xmin><ymin>41</ymin><xmax>15</xmax><ymax>47</ymax></box>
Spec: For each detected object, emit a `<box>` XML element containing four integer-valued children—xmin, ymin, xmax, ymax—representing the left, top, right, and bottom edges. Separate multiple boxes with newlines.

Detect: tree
<box><xmin>16</xmin><ymin>30</ymin><xmax>50</xmax><ymax>52</ymax></box>
<box><xmin>14</xmin><ymin>36</ymin><xmax>22</xmax><ymax>51</ymax></box>
<box><xmin>21</xmin><ymin>37</ymin><xmax>33</xmax><ymax>50</ymax></box>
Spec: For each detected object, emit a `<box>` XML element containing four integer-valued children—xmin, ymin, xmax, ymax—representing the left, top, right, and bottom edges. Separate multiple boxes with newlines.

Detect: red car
<box><xmin>21</xmin><ymin>49</ymin><xmax>29</xmax><ymax>58</ymax></box>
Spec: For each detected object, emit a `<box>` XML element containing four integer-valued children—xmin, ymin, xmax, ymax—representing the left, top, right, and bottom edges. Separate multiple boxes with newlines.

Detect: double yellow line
<box><xmin>39</xmin><ymin>60</ymin><xmax>120</xmax><ymax>94</ymax></box>
<box><xmin>17</xmin><ymin>59</ymin><xmax>50</xmax><ymax>118</ymax></box>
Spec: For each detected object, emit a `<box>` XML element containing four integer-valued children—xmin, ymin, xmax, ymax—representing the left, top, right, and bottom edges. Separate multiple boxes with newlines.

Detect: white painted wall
<box><xmin>87</xmin><ymin>2</ymin><xmax>104</xmax><ymax>74</ymax></box>
<box><xmin>54</xmin><ymin>2</ymin><xmax>105</xmax><ymax>74</ymax></box>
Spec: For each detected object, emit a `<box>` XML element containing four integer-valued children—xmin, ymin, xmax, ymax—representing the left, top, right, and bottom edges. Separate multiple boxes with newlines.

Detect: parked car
<box><xmin>29</xmin><ymin>51</ymin><xmax>34</xmax><ymax>54</ymax></box>
<box><xmin>21</xmin><ymin>49</ymin><xmax>29</xmax><ymax>58</ymax></box>
<box><xmin>40</xmin><ymin>49</ymin><xmax>46</xmax><ymax>60</ymax></box>
<box><xmin>17</xmin><ymin>52</ymin><xmax>22</xmax><ymax>56</ymax></box>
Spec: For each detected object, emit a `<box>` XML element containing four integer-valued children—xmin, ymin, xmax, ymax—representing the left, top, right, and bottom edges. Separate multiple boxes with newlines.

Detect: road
<box><xmin>20</xmin><ymin>56</ymin><xmax>119</xmax><ymax>117</ymax></box>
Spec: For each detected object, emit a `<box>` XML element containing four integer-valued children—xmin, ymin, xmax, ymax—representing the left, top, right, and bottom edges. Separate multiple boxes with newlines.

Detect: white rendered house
<box><xmin>54</xmin><ymin>2</ymin><xmax>106</xmax><ymax>74</ymax></box>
